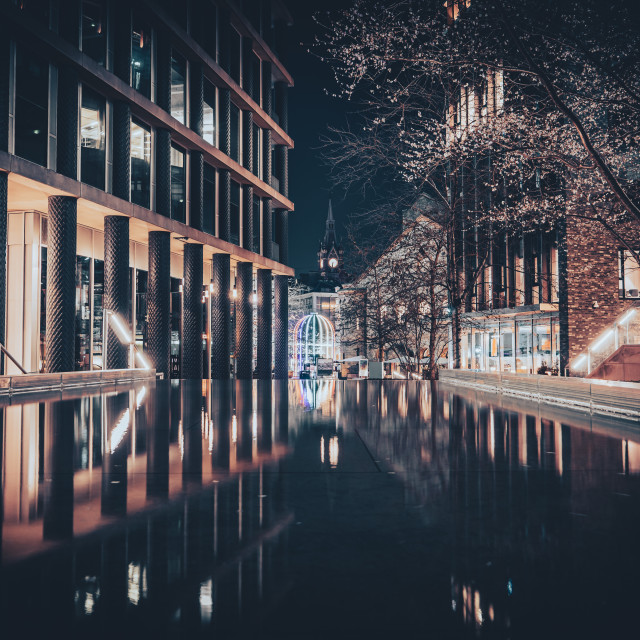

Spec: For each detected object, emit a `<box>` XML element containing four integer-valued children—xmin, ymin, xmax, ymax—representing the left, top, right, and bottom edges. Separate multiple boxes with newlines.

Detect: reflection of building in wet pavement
<box><xmin>0</xmin><ymin>380</ymin><xmax>293</xmax><ymax>636</ymax></box>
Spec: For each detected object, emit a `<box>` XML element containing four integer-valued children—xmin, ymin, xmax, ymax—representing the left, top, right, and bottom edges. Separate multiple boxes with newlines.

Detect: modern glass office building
<box><xmin>0</xmin><ymin>0</ymin><xmax>294</xmax><ymax>380</ymax></box>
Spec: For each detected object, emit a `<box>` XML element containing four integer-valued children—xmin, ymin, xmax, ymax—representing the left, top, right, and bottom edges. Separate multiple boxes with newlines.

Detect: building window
<box><xmin>230</xmin><ymin>180</ymin><xmax>240</xmax><ymax>245</ymax></box>
<box><xmin>171</xmin><ymin>52</ymin><xmax>186</xmax><ymax>124</ymax></box>
<box><xmin>203</xmin><ymin>164</ymin><xmax>216</xmax><ymax>235</ymax></box>
<box><xmin>619</xmin><ymin>250</ymin><xmax>640</xmax><ymax>298</ymax></box>
<box><xmin>15</xmin><ymin>47</ymin><xmax>48</xmax><ymax>167</ymax></box>
<box><xmin>82</xmin><ymin>0</ymin><xmax>106</xmax><ymax>66</ymax></box>
<box><xmin>131</xmin><ymin>119</ymin><xmax>151</xmax><ymax>208</ymax></box>
<box><xmin>80</xmin><ymin>86</ymin><xmax>106</xmax><ymax>190</ymax></box>
<box><xmin>230</xmin><ymin>104</ymin><xmax>240</xmax><ymax>162</ymax></box>
<box><xmin>131</xmin><ymin>13</ymin><xmax>151</xmax><ymax>98</ymax></box>
<box><xmin>203</xmin><ymin>80</ymin><xmax>216</xmax><ymax>146</ymax></box>
<box><xmin>170</xmin><ymin>145</ymin><xmax>186</xmax><ymax>223</ymax></box>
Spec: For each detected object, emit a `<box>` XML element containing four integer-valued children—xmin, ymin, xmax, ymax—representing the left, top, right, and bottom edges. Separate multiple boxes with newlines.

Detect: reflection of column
<box><xmin>273</xmin><ymin>275</ymin><xmax>288</xmax><ymax>379</ymax></box>
<box><xmin>101</xmin><ymin>394</ymin><xmax>130</xmax><ymax>516</ymax></box>
<box><xmin>104</xmin><ymin>215</ymin><xmax>130</xmax><ymax>369</ymax></box>
<box><xmin>181</xmin><ymin>243</ymin><xmax>203</xmax><ymax>380</ymax></box>
<box><xmin>211</xmin><ymin>254</ymin><xmax>231</xmax><ymax>379</ymax></box>
<box><xmin>147</xmin><ymin>381</ymin><xmax>170</xmax><ymax>499</ymax></box>
<box><xmin>42</xmin><ymin>400</ymin><xmax>75</xmax><ymax>540</ymax></box>
<box><xmin>46</xmin><ymin>196</ymin><xmax>77</xmax><ymax>373</ymax></box>
<box><xmin>236</xmin><ymin>380</ymin><xmax>253</xmax><ymax>462</ymax></box>
<box><xmin>182</xmin><ymin>382</ymin><xmax>203</xmax><ymax>485</ymax></box>
<box><xmin>102</xmin><ymin>533</ymin><xmax>128</xmax><ymax>621</ymax></box>
<box><xmin>56</xmin><ymin>66</ymin><xmax>78</xmax><ymax>180</ymax></box>
<box><xmin>147</xmin><ymin>513</ymin><xmax>170</xmax><ymax>621</ymax></box>
<box><xmin>148</xmin><ymin>231</ymin><xmax>171</xmax><ymax>377</ymax></box>
<box><xmin>274</xmin><ymin>380</ymin><xmax>289</xmax><ymax>444</ymax></box>
<box><xmin>212</xmin><ymin>379</ymin><xmax>232</xmax><ymax>471</ymax></box>
<box><xmin>235</xmin><ymin>261</ymin><xmax>254</xmax><ymax>380</ymax></box>
<box><xmin>257</xmin><ymin>380</ymin><xmax>273</xmax><ymax>454</ymax></box>
<box><xmin>256</xmin><ymin>269</ymin><xmax>272</xmax><ymax>380</ymax></box>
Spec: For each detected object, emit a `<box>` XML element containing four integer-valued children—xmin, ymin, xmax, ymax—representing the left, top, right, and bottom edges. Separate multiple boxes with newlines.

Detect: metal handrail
<box><xmin>0</xmin><ymin>342</ymin><xmax>28</xmax><ymax>374</ymax></box>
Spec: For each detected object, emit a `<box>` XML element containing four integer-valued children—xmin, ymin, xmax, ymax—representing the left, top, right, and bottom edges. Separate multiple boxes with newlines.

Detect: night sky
<box><xmin>285</xmin><ymin>1</ymin><xmax>356</xmax><ymax>275</ymax></box>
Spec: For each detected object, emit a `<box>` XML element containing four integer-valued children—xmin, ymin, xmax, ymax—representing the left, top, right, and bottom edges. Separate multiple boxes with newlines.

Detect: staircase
<box><xmin>587</xmin><ymin>344</ymin><xmax>640</xmax><ymax>382</ymax></box>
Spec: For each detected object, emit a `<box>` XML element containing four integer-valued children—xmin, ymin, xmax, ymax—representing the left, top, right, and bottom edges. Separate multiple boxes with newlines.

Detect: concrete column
<box><xmin>104</xmin><ymin>215</ymin><xmax>130</xmax><ymax>370</ymax></box>
<box><xmin>148</xmin><ymin>231</ymin><xmax>171</xmax><ymax>377</ymax></box>
<box><xmin>262</xmin><ymin>61</ymin><xmax>272</xmax><ymax>117</ymax></box>
<box><xmin>190</xmin><ymin>61</ymin><xmax>204</xmax><ymax>137</ymax></box>
<box><xmin>211</xmin><ymin>253</ymin><xmax>231</xmax><ymax>379</ymax></box>
<box><xmin>56</xmin><ymin>66</ymin><xmax>78</xmax><ymax>180</ymax></box>
<box><xmin>242</xmin><ymin>185</ymin><xmax>253</xmax><ymax>252</ymax></box>
<box><xmin>45</xmin><ymin>196</ymin><xmax>77</xmax><ymax>373</ymax></box>
<box><xmin>181</xmin><ymin>243</ymin><xmax>204</xmax><ymax>380</ymax></box>
<box><xmin>275</xmin><ymin>81</ymin><xmax>288</xmax><ymax>132</ymax></box>
<box><xmin>42</xmin><ymin>400</ymin><xmax>75</xmax><ymax>540</ymax></box>
<box><xmin>155</xmin><ymin>128</ymin><xmax>172</xmax><ymax>216</ymax></box>
<box><xmin>112</xmin><ymin>0</ymin><xmax>132</xmax><ymax>83</ymax></box>
<box><xmin>273</xmin><ymin>274</ymin><xmax>288</xmax><ymax>379</ymax></box>
<box><xmin>0</xmin><ymin>173</ymin><xmax>6</xmax><ymax>369</ymax></box>
<box><xmin>219</xmin><ymin>169</ymin><xmax>231</xmax><ymax>242</ymax></box>
<box><xmin>275</xmin><ymin>209</ymin><xmax>288</xmax><ymax>265</ymax></box>
<box><xmin>156</xmin><ymin>30</ymin><xmax>172</xmax><ymax>112</ymax></box>
<box><xmin>190</xmin><ymin>150</ymin><xmax>204</xmax><ymax>231</ymax></box>
<box><xmin>235</xmin><ymin>261</ymin><xmax>254</xmax><ymax>380</ymax></box>
<box><xmin>256</xmin><ymin>269</ymin><xmax>272</xmax><ymax>380</ymax></box>
<box><xmin>112</xmin><ymin>101</ymin><xmax>131</xmax><ymax>200</ymax></box>
<box><xmin>262</xmin><ymin>198</ymin><xmax>273</xmax><ymax>260</ymax></box>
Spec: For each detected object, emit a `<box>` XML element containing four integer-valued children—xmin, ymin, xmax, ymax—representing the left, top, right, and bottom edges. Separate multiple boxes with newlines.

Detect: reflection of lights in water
<box><xmin>451</xmin><ymin>599</ymin><xmax>456</xmax><ymax>612</ymax></box>
<box><xmin>507</xmin><ymin>579</ymin><xmax>513</xmax><ymax>595</ymax></box>
<box><xmin>110</xmin><ymin>409</ymin><xmax>130</xmax><ymax>453</ymax></box>
<box><xmin>489</xmin><ymin>604</ymin><xmax>495</xmax><ymax>622</ymax></box>
<box><xmin>320</xmin><ymin>435</ymin><xmax>325</xmax><ymax>464</ymax></box>
<box><xmin>200</xmin><ymin>579</ymin><xmax>213</xmax><ymax>624</ymax></box>
<box><xmin>135</xmin><ymin>386</ymin><xmax>147</xmax><ymax>409</ymax></box>
<box><xmin>252</xmin><ymin>412</ymin><xmax>258</xmax><ymax>440</ymax></box>
<box><xmin>209</xmin><ymin>419</ymin><xmax>214</xmax><ymax>453</ymax></box>
<box><xmin>329</xmin><ymin>436</ymin><xmax>339</xmax><ymax>468</ymax></box>
<box><xmin>297</xmin><ymin>380</ymin><xmax>336</xmax><ymax>410</ymax></box>
<box><xmin>179</xmin><ymin>419</ymin><xmax>184</xmax><ymax>460</ymax></box>
<box><xmin>128</xmin><ymin>563</ymin><xmax>142</xmax><ymax>605</ymax></box>
<box><xmin>84</xmin><ymin>592</ymin><xmax>95</xmax><ymax>615</ymax></box>
<box><xmin>474</xmin><ymin>590</ymin><xmax>483</xmax><ymax>626</ymax></box>
<box><xmin>232</xmin><ymin>415</ymin><xmax>237</xmax><ymax>444</ymax></box>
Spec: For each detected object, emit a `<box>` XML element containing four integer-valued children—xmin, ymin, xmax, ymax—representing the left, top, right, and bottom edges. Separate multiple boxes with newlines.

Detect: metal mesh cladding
<box><xmin>190</xmin><ymin>150</ymin><xmax>204</xmax><ymax>231</ymax></box>
<box><xmin>276</xmin><ymin>209</ymin><xmax>289</xmax><ymax>266</ymax></box>
<box><xmin>190</xmin><ymin>62</ymin><xmax>204</xmax><ymax>137</ymax></box>
<box><xmin>181</xmin><ymin>243</ymin><xmax>204</xmax><ymax>380</ymax></box>
<box><xmin>218</xmin><ymin>170</ymin><xmax>231</xmax><ymax>242</ymax></box>
<box><xmin>104</xmin><ymin>216</ymin><xmax>130</xmax><ymax>370</ymax></box>
<box><xmin>262</xmin><ymin>198</ymin><xmax>273</xmax><ymax>260</ymax></box>
<box><xmin>211</xmin><ymin>253</ymin><xmax>231</xmax><ymax>379</ymax></box>
<box><xmin>235</xmin><ymin>262</ymin><xmax>254</xmax><ymax>380</ymax></box>
<box><xmin>219</xmin><ymin>88</ymin><xmax>231</xmax><ymax>157</ymax></box>
<box><xmin>242</xmin><ymin>185</ymin><xmax>254</xmax><ymax>252</ymax></box>
<box><xmin>256</xmin><ymin>269</ymin><xmax>273</xmax><ymax>379</ymax></box>
<box><xmin>155</xmin><ymin>128</ymin><xmax>172</xmax><ymax>216</ymax></box>
<box><xmin>273</xmin><ymin>274</ymin><xmax>289</xmax><ymax>380</ymax></box>
<box><xmin>112</xmin><ymin>101</ymin><xmax>131</xmax><ymax>200</ymax></box>
<box><xmin>148</xmin><ymin>231</ymin><xmax>171</xmax><ymax>377</ymax></box>
<box><xmin>45</xmin><ymin>196</ymin><xmax>77</xmax><ymax>373</ymax></box>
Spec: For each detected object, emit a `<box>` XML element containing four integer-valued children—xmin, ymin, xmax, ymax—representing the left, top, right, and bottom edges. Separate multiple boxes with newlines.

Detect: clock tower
<box><xmin>317</xmin><ymin>200</ymin><xmax>343</xmax><ymax>283</ymax></box>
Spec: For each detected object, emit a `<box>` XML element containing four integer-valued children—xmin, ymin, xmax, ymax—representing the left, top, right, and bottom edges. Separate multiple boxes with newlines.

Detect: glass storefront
<box><xmin>461</xmin><ymin>313</ymin><xmax>560</xmax><ymax>374</ymax></box>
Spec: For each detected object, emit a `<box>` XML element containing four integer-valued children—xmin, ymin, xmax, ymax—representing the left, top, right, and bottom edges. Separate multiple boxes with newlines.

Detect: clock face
<box><xmin>328</xmin><ymin>258</ymin><xmax>338</xmax><ymax>268</ymax></box>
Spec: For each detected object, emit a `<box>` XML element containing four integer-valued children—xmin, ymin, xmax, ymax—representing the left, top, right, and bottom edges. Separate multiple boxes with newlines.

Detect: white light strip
<box><xmin>591</xmin><ymin>329</ymin><xmax>614</xmax><ymax>352</ymax></box>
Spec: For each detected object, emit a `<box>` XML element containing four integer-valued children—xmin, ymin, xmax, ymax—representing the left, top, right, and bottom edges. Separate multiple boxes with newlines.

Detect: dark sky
<box><xmin>284</xmin><ymin>1</ymin><xmax>356</xmax><ymax>275</ymax></box>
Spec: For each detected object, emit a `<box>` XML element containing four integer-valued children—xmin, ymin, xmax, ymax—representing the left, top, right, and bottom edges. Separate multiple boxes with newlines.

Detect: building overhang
<box><xmin>461</xmin><ymin>303</ymin><xmax>559</xmax><ymax>321</ymax></box>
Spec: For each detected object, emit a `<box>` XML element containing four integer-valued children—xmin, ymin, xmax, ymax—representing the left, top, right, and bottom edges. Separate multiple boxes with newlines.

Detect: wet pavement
<box><xmin>1</xmin><ymin>379</ymin><xmax>640</xmax><ymax>638</ymax></box>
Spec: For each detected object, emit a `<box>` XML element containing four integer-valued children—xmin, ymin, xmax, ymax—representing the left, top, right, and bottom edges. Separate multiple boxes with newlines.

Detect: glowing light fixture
<box><xmin>591</xmin><ymin>329</ymin><xmax>614</xmax><ymax>352</ymax></box>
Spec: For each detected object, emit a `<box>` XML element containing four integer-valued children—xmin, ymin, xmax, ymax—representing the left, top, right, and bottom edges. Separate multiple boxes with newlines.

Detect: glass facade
<box><xmin>203</xmin><ymin>80</ymin><xmax>216</xmax><ymax>146</ymax></box>
<box><xmin>203</xmin><ymin>163</ymin><xmax>216</xmax><ymax>235</ymax></box>
<box><xmin>171</xmin><ymin>52</ymin><xmax>186</xmax><ymax>124</ymax></box>
<box><xmin>461</xmin><ymin>314</ymin><xmax>560</xmax><ymax>374</ymax></box>
<box><xmin>170</xmin><ymin>145</ymin><xmax>186</xmax><ymax>223</ymax></box>
<box><xmin>82</xmin><ymin>0</ymin><xmax>106</xmax><ymax>65</ymax></box>
<box><xmin>131</xmin><ymin>12</ymin><xmax>151</xmax><ymax>98</ymax></box>
<box><xmin>131</xmin><ymin>119</ymin><xmax>151</xmax><ymax>208</ymax></box>
<box><xmin>80</xmin><ymin>86</ymin><xmax>106</xmax><ymax>190</ymax></box>
<box><xmin>14</xmin><ymin>47</ymin><xmax>48</xmax><ymax>167</ymax></box>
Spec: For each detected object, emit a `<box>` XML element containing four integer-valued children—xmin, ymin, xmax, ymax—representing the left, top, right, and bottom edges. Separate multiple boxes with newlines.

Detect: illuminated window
<box><xmin>619</xmin><ymin>250</ymin><xmax>640</xmax><ymax>298</ymax></box>
<box><xmin>80</xmin><ymin>86</ymin><xmax>106</xmax><ymax>190</ymax></box>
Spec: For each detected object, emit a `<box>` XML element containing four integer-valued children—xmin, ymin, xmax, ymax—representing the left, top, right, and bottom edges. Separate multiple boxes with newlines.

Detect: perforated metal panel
<box><xmin>155</xmin><ymin>128</ymin><xmax>171</xmax><ymax>216</ymax></box>
<box><xmin>148</xmin><ymin>231</ymin><xmax>171</xmax><ymax>377</ymax></box>
<box><xmin>219</xmin><ymin>169</ymin><xmax>231</xmax><ymax>242</ymax></box>
<box><xmin>275</xmin><ymin>145</ymin><xmax>288</xmax><ymax>198</ymax></box>
<box><xmin>256</xmin><ymin>269</ymin><xmax>272</xmax><ymax>379</ymax></box>
<box><xmin>190</xmin><ymin>150</ymin><xmax>204</xmax><ymax>231</ymax></box>
<box><xmin>219</xmin><ymin>88</ymin><xmax>231</xmax><ymax>157</ymax></box>
<box><xmin>273</xmin><ymin>274</ymin><xmax>288</xmax><ymax>380</ymax></box>
<box><xmin>45</xmin><ymin>196</ymin><xmax>77</xmax><ymax>373</ymax></box>
<box><xmin>262</xmin><ymin>198</ymin><xmax>273</xmax><ymax>260</ymax></box>
<box><xmin>275</xmin><ymin>209</ymin><xmax>289</xmax><ymax>266</ymax></box>
<box><xmin>235</xmin><ymin>262</ymin><xmax>253</xmax><ymax>380</ymax></box>
<box><xmin>263</xmin><ymin>129</ymin><xmax>272</xmax><ymax>182</ymax></box>
<box><xmin>262</xmin><ymin>61</ymin><xmax>273</xmax><ymax>118</ymax></box>
<box><xmin>242</xmin><ymin>185</ymin><xmax>253</xmax><ymax>252</ymax></box>
<box><xmin>211</xmin><ymin>253</ymin><xmax>231</xmax><ymax>379</ymax></box>
<box><xmin>190</xmin><ymin>62</ymin><xmax>204</xmax><ymax>137</ymax></box>
<box><xmin>104</xmin><ymin>216</ymin><xmax>130</xmax><ymax>370</ymax></box>
<box><xmin>156</xmin><ymin>30</ymin><xmax>172</xmax><ymax>112</ymax></box>
<box><xmin>275</xmin><ymin>81</ymin><xmax>289</xmax><ymax>132</ymax></box>
<box><xmin>181</xmin><ymin>243</ymin><xmax>203</xmax><ymax>380</ymax></box>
